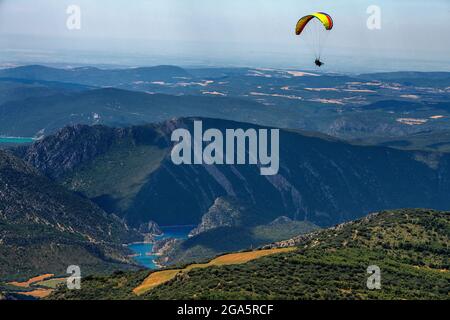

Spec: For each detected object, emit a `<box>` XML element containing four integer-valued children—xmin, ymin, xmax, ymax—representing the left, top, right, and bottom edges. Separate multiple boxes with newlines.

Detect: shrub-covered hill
<box><xmin>49</xmin><ymin>209</ymin><xmax>449</xmax><ymax>300</ymax></box>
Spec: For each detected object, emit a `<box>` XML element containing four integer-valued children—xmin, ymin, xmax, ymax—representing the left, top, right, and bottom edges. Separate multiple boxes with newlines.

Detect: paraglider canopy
<box><xmin>295</xmin><ymin>12</ymin><xmax>334</xmax><ymax>36</ymax></box>
<box><xmin>295</xmin><ymin>12</ymin><xmax>334</xmax><ymax>66</ymax></box>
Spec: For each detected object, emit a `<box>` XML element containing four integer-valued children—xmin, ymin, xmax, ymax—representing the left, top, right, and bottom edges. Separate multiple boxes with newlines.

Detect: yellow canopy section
<box><xmin>295</xmin><ymin>12</ymin><xmax>333</xmax><ymax>36</ymax></box>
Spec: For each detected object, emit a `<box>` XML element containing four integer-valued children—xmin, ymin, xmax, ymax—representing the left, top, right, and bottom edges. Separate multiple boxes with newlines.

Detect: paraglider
<box><xmin>295</xmin><ymin>12</ymin><xmax>333</xmax><ymax>67</ymax></box>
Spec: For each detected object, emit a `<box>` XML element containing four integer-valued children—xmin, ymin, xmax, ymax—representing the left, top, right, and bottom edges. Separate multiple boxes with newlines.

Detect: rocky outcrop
<box><xmin>269</xmin><ymin>216</ymin><xmax>293</xmax><ymax>225</ymax></box>
<box><xmin>189</xmin><ymin>197</ymin><xmax>245</xmax><ymax>237</ymax></box>
<box><xmin>138</xmin><ymin>221</ymin><xmax>163</xmax><ymax>236</ymax></box>
<box><xmin>152</xmin><ymin>238</ymin><xmax>181</xmax><ymax>256</ymax></box>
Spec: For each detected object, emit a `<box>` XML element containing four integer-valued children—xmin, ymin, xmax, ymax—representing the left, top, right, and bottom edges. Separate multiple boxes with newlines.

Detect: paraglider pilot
<box><xmin>296</xmin><ymin>12</ymin><xmax>333</xmax><ymax>68</ymax></box>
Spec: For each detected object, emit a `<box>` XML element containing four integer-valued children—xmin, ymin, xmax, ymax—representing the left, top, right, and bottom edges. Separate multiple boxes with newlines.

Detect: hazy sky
<box><xmin>0</xmin><ymin>0</ymin><xmax>449</xmax><ymax>72</ymax></box>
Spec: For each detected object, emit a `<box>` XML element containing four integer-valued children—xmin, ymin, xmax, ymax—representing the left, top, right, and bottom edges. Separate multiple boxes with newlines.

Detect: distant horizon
<box><xmin>1</xmin><ymin>55</ymin><xmax>450</xmax><ymax>75</ymax></box>
<box><xmin>1</xmin><ymin>1</ymin><xmax>449</xmax><ymax>73</ymax></box>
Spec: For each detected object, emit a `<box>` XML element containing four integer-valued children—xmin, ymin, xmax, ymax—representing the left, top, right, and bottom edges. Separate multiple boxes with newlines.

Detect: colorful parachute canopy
<box><xmin>295</xmin><ymin>12</ymin><xmax>333</xmax><ymax>36</ymax></box>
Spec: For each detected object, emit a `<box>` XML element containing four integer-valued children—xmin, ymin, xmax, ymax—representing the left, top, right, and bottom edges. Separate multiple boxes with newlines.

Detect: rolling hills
<box><xmin>1</xmin><ymin>65</ymin><xmax>449</xmax><ymax>142</ymax></box>
<box><xmin>359</xmin><ymin>71</ymin><xmax>450</xmax><ymax>88</ymax></box>
<box><xmin>0</xmin><ymin>65</ymin><xmax>191</xmax><ymax>87</ymax></box>
<box><xmin>0</xmin><ymin>87</ymin><xmax>267</xmax><ymax>137</ymax></box>
<box><xmin>0</xmin><ymin>77</ymin><xmax>91</xmax><ymax>106</ymax></box>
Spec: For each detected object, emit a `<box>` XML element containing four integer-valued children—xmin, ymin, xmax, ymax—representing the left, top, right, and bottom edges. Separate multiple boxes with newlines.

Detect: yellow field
<box><xmin>35</xmin><ymin>278</ymin><xmax>66</xmax><ymax>289</ymax></box>
<box><xmin>133</xmin><ymin>270</ymin><xmax>180</xmax><ymax>295</ymax></box>
<box><xmin>133</xmin><ymin>247</ymin><xmax>296</xmax><ymax>295</ymax></box>
<box><xmin>18</xmin><ymin>288</ymin><xmax>53</xmax><ymax>299</ymax></box>
<box><xmin>7</xmin><ymin>274</ymin><xmax>65</xmax><ymax>299</ymax></box>
<box><xmin>8</xmin><ymin>274</ymin><xmax>54</xmax><ymax>288</ymax></box>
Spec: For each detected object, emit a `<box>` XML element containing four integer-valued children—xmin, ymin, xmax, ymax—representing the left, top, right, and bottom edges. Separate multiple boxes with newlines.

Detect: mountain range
<box><xmin>17</xmin><ymin>117</ymin><xmax>450</xmax><ymax>229</ymax></box>
<box><xmin>1</xmin><ymin>65</ymin><xmax>449</xmax><ymax>141</ymax></box>
<box><xmin>1</xmin><ymin>64</ymin><xmax>450</xmax><ymax>299</ymax></box>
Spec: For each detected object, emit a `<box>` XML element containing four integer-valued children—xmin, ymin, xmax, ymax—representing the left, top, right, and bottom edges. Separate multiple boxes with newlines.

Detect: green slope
<box><xmin>0</xmin><ymin>150</ymin><xmax>142</xmax><ymax>282</ymax></box>
<box><xmin>48</xmin><ymin>209</ymin><xmax>449</xmax><ymax>300</ymax></box>
<box><xmin>158</xmin><ymin>221</ymin><xmax>320</xmax><ymax>267</ymax></box>
<box><xmin>62</xmin><ymin>142</ymin><xmax>167</xmax><ymax>212</ymax></box>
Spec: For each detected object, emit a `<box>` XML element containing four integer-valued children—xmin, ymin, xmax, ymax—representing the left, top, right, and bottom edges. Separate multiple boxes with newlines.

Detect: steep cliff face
<box><xmin>17</xmin><ymin>123</ymin><xmax>170</xmax><ymax>179</ymax></box>
<box><xmin>0</xmin><ymin>150</ymin><xmax>141</xmax><ymax>280</ymax></box>
<box><xmin>18</xmin><ymin>117</ymin><xmax>450</xmax><ymax>229</ymax></box>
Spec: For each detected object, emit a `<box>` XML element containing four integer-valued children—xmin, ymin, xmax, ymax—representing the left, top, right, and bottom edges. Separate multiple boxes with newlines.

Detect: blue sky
<box><xmin>0</xmin><ymin>0</ymin><xmax>449</xmax><ymax>71</ymax></box>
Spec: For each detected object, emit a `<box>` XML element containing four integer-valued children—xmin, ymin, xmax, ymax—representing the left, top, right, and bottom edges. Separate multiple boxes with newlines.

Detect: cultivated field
<box><xmin>133</xmin><ymin>247</ymin><xmax>296</xmax><ymax>295</ymax></box>
<box><xmin>8</xmin><ymin>274</ymin><xmax>54</xmax><ymax>288</ymax></box>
